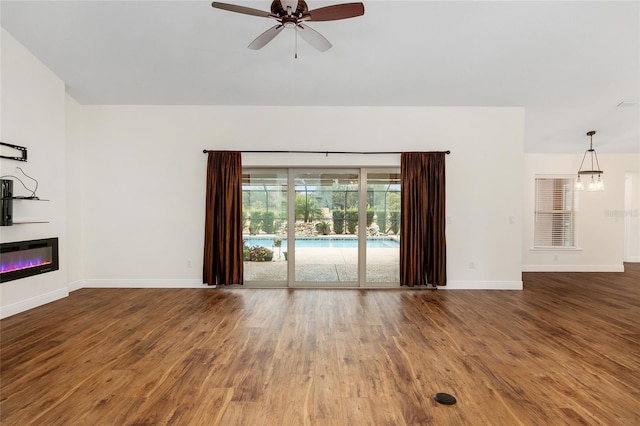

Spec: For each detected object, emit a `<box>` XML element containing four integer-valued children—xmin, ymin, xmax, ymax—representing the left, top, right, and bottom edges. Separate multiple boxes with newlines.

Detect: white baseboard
<box><xmin>67</xmin><ymin>280</ymin><xmax>85</xmax><ymax>292</ymax></box>
<box><xmin>441</xmin><ymin>280</ymin><xmax>523</xmax><ymax>290</ymax></box>
<box><xmin>74</xmin><ymin>279</ymin><xmax>206</xmax><ymax>290</ymax></box>
<box><xmin>73</xmin><ymin>279</ymin><xmax>523</xmax><ymax>290</ymax></box>
<box><xmin>0</xmin><ymin>287</ymin><xmax>69</xmax><ymax>319</ymax></box>
<box><xmin>522</xmin><ymin>264</ymin><xmax>624</xmax><ymax>272</ymax></box>
<box><xmin>624</xmin><ymin>256</ymin><xmax>640</xmax><ymax>263</ymax></box>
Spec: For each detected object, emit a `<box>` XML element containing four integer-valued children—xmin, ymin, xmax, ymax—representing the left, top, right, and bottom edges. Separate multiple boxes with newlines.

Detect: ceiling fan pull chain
<box><xmin>295</xmin><ymin>28</ymin><xmax>298</xmax><ymax>59</ymax></box>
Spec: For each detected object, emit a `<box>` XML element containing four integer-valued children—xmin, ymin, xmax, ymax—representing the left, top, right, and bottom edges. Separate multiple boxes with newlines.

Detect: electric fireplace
<box><xmin>0</xmin><ymin>238</ymin><xmax>59</xmax><ymax>283</ymax></box>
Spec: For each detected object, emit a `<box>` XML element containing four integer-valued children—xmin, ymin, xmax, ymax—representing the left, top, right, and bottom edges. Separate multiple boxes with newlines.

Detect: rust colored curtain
<box><xmin>400</xmin><ymin>152</ymin><xmax>447</xmax><ymax>286</ymax></box>
<box><xmin>203</xmin><ymin>151</ymin><xmax>243</xmax><ymax>285</ymax></box>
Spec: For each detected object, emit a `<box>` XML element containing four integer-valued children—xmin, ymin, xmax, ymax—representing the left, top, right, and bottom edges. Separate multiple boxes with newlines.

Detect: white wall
<box><xmin>625</xmin><ymin>172</ymin><xmax>640</xmax><ymax>262</ymax></box>
<box><xmin>0</xmin><ymin>29</ymin><xmax>68</xmax><ymax>318</ymax></box>
<box><xmin>523</xmin><ymin>153</ymin><xmax>640</xmax><ymax>271</ymax></box>
<box><xmin>68</xmin><ymin>105</ymin><xmax>525</xmax><ymax>290</ymax></box>
<box><xmin>65</xmin><ymin>94</ymin><xmax>85</xmax><ymax>286</ymax></box>
<box><xmin>0</xmin><ymin>25</ymin><xmax>527</xmax><ymax>318</ymax></box>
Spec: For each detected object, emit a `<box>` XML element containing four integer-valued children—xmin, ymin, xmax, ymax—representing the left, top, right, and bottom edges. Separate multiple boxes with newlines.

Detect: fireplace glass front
<box><xmin>0</xmin><ymin>238</ymin><xmax>59</xmax><ymax>283</ymax></box>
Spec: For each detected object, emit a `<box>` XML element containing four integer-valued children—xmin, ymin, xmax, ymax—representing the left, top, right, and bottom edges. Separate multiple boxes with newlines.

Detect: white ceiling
<box><xmin>1</xmin><ymin>0</ymin><xmax>639</xmax><ymax>153</ymax></box>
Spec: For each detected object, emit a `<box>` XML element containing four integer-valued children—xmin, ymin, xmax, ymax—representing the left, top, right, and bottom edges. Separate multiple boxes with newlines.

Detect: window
<box><xmin>534</xmin><ymin>177</ymin><xmax>576</xmax><ymax>248</ymax></box>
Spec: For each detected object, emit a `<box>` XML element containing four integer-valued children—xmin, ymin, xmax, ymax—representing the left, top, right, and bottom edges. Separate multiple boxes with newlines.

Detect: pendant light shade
<box><xmin>576</xmin><ymin>130</ymin><xmax>604</xmax><ymax>191</ymax></box>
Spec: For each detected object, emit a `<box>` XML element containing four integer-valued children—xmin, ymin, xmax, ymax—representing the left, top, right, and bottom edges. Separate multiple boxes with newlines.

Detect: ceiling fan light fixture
<box><xmin>576</xmin><ymin>130</ymin><xmax>604</xmax><ymax>192</ymax></box>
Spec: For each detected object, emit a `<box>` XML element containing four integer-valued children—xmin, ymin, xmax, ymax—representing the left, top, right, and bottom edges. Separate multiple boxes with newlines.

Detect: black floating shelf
<box><xmin>1</xmin><ymin>197</ymin><xmax>49</xmax><ymax>201</ymax></box>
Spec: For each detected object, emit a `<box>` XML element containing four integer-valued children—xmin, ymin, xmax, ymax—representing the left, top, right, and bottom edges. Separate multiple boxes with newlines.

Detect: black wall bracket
<box><xmin>0</xmin><ymin>142</ymin><xmax>28</xmax><ymax>162</ymax></box>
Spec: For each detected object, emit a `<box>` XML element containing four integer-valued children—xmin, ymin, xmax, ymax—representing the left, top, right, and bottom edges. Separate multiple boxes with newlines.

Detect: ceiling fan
<box><xmin>211</xmin><ymin>1</ymin><xmax>365</xmax><ymax>52</ymax></box>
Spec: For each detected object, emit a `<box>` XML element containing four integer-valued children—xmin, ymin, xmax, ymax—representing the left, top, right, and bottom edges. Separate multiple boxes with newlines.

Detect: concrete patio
<box><xmin>244</xmin><ymin>246</ymin><xmax>399</xmax><ymax>285</ymax></box>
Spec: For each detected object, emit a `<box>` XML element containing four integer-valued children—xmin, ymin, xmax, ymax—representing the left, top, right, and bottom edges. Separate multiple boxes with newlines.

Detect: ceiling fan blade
<box><xmin>211</xmin><ymin>2</ymin><xmax>272</xmax><ymax>18</ymax></box>
<box><xmin>248</xmin><ymin>25</ymin><xmax>284</xmax><ymax>50</ymax></box>
<box><xmin>306</xmin><ymin>3</ymin><xmax>364</xmax><ymax>21</ymax></box>
<box><xmin>296</xmin><ymin>24</ymin><xmax>332</xmax><ymax>52</ymax></box>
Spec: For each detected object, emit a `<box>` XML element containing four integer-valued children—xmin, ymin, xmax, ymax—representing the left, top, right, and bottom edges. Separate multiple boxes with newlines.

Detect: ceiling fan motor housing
<box><xmin>272</xmin><ymin>0</ymin><xmax>308</xmax><ymax>18</ymax></box>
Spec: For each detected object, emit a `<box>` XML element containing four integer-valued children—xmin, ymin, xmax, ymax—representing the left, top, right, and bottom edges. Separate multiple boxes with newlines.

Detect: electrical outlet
<box><xmin>187</xmin><ymin>259</ymin><xmax>192</xmax><ymax>268</ymax></box>
<box><xmin>469</xmin><ymin>262</ymin><xmax>475</xmax><ymax>269</ymax></box>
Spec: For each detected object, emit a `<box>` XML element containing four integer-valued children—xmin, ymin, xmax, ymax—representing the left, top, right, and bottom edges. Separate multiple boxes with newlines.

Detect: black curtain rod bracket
<box><xmin>203</xmin><ymin>149</ymin><xmax>450</xmax><ymax>155</ymax></box>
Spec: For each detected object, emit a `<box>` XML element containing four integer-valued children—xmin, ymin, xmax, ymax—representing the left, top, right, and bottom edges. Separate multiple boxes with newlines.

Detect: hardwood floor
<box><xmin>1</xmin><ymin>264</ymin><xmax>639</xmax><ymax>425</ymax></box>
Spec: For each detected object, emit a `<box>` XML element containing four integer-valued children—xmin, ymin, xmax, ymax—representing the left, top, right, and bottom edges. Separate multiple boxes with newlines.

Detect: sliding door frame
<box><xmin>243</xmin><ymin>167</ymin><xmax>401</xmax><ymax>288</ymax></box>
<box><xmin>289</xmin><ymin>168</ymin><xmax>360</xmax><ymax>288</ymax></box>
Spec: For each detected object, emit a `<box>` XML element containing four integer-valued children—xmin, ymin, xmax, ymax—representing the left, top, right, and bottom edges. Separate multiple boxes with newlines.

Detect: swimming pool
<box><xmin>243</xmin><ymin>237</ymin><xmax>399</xmax><ymax>249</ymax></box>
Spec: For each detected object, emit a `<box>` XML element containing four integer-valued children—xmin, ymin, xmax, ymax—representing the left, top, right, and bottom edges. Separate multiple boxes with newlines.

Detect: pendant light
<box><xmin>575</xmin><ymin>130</ymin><xmax>604</xmax><ymax>191</ymax></box>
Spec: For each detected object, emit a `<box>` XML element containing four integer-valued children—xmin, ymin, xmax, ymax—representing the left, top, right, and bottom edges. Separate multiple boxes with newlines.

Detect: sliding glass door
<box><xmin>242</xmin><ymin>167</ymin><xmax>400</xmax><ymax>287</ymax></box>
<box><xmin>364</xmin><ymin>170</ymin><xmax>401</xmax><ymax>285</ymax></box>
<box><xmin>242</xmin><ymin>169</ymin><xmax>288</xmax><ymax>284</ymax></box>
<box><xmin>293</xmin><ymin>170</ymin><xmax>360</xmax><ymax>286</ymax></box>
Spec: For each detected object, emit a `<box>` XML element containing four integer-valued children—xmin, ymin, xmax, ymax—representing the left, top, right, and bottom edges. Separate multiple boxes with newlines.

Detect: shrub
<box><xmin>366</xmin><ymin>208</ymin><xmax>375</xmax><ymax>227</ymax></box>
<box><xmin>263</xmin><ymin>211</ymin><xmax>275</xmax><ymax>234</ymax></box>
<box><xmin>389</xmin><ymin>210</ymin><xmax>400</xmax><ymax>235</ymax></box>
<box><xmin>317</xmin><ymin>221</ymin><xmax>331</xmax><ymax>235</ymax></box>
<box><xmin>248</xmin><ymin>246</ymin><xmax>273</xmax><ymax>262</ymax></box>
<box><xmin>250</xmin><ymin>210</ymin><xmax>264</xmax><ymax>234</ymax></box>
<box><xmin>376</xmin><ymin>210</ymin><xmax>387</xmax><ymax>234</ymax></box>
<box><xmin>243</xmin><ymin>240</ymin><xmax>250</xmax><ymax>261</ymax></box>
<box><xmin>332</xmin><ymin>209</ymin><xmax>345</xmax><ymax>234</ymax></box>
<box><xmin>346</xmin><ymin>208</ymin><xmax>358</xmax><ymax>234</ymax></box>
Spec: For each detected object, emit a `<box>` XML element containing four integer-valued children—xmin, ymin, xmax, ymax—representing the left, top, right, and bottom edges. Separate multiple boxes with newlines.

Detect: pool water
<box><xmin>243</xmin><ymin>237</ymin><xmax>399</xmax><ymax>249</ymax></box>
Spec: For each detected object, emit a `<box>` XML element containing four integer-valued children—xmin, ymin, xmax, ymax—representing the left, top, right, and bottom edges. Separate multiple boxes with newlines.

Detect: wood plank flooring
<box><xmin>1</xmin><ymin>264</ymin><xmax>639</xmax><ymax>425</ymax></box>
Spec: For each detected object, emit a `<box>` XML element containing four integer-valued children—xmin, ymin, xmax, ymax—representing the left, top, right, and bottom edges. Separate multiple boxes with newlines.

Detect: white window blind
<box><xmin>534</xmin><ymin>177</ymin><xmax>576</xmax><ymax>248</ymax></box>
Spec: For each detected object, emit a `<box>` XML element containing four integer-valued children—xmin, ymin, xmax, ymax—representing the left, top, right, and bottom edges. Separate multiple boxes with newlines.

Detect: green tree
<box><xmin>387</xmin><ymin>191</ymin><xmax>401</xmax><ymax>211</ymax></box>
<box><xmin>295</xmin><ymin>194</ymin><xmax>321</xmax><ymax>223</ymax></box>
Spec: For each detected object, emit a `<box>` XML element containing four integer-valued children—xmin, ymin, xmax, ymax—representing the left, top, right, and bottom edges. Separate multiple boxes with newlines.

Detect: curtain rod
<box><xmin>203</xmin><ymin>149</ymin><xmax>450</xmax><ymax>155</ymax></box>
